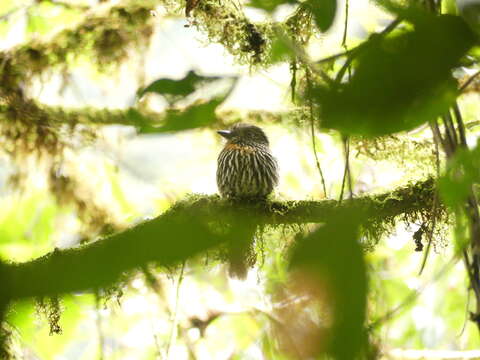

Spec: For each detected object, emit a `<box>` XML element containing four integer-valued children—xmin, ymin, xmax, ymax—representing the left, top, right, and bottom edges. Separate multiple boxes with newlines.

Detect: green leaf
<box><xmin>137</xmin><ymin>70</ymin><xmax>221</xmax><ymax>102</ymax></box>
<box><xmin>458</xmin><ymin>0</ymin><xmax>480</xmax><ymax>36</ymax></box>
<box><xmin>311</xmin><ymin>13</ymin><xmax>476</xmax><ymax>136</ymax></box>
<box><xmin>126</xmin><ymin>98</ymin><xmax>224</xmax><ymax>134</ymax></box>
<box><xmin>248</xmin><ymin>0</ymin><xmax>295</xmax><ymax>12</ymax></box>
<box><xmin>438</xmin><ymin>142</ymin><xmax>480</xmax><ymax>208</ymax></box>
<box><xmin>304</xmin><ymin>0</ymin><xmax>337</xmax><ymax>32</ymax></box>
<box><xmin>147</xmin><ymin>97</ymin><xmax>223</xmax><ymax>133</ymax></box>
<box><xmin>269</xmin><ymin>35</ymin><xmax>295</xmax><ymax>64</ymax></box>
<box><xmin>443</xmin><ymin>0</ymin><xmax>458</xmax><ymax>15</ymax></box>
<box><xmin>289</xmin><ymin>209</ymin><xmax>367</xmax><ymax>360</ymax></box>
<box><xmin>130</xmin><ymin>74</ymin><xmax>236</xmax><ymax>133</ymax></box>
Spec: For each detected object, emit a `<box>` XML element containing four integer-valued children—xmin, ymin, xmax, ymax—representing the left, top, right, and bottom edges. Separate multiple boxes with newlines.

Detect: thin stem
<box><xmin>371</xmin><ymin>256</ymin><xmax>458</xmax><ymax>328</ymax></box>
<box><xmin>346</xmin><ymin>139</ymin><xmax>353</xmax><ymax>198</ymax></box>
<box><xmin>339</xmin><ymin>137</ymin><xmax>352</xmax><ymax>202</ymax></box>
<box><xmin>429</xmin><ymin>120</ymin><xmax>450</xmax><ymax>157</ymax></box>
<box><xmin>95</xmin><ymin>291</ymin><xmax>105</xmax><ymax>360</ymax></box>
<box><xmin>418</xmin><ymin>191</ymin><xmax>439</xmax><ymax>275</ymax></box>
<box><xmin>306</xmin><ymin>69</ymin><xmax>328</xmax><ymax>198</ymax></box>
<box><xmin>341</xmin><ymin>0</ymin><xmax>349</xmax><ymax>47</ymax></box>
<box><xmin>453</xmin><ymin>101</ymin><xmax>468</xmax><ymax>147</ymax></box>
<box><xmin>166</xmin><ymin>261</ymin><xmax>186</xmax><ymax>360</ymax></box>
<box><xmin>443</xmin><ymin>112</ymin><xmax>459</xmax><ymax>148</ymax></box>
<box><xmin>460</xmin><ymin>70</ymin><xmax>480</xmax><ymax>93</ymax></box>
<box><xmin>335</xmin><ymin>18</ymin><xmax>401</xmax><ymax>84</ymax></box>
<box><xmin>418</xmin><ymin>136</ymin><xmax>442</xmax><ymax>274</ymax></box>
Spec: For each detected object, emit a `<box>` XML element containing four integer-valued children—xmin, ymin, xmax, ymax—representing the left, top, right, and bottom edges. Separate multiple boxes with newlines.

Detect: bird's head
<box><xmin>217</xmin><ymin>123</ymin><xmax>269</xmax><ymax>146</ymax></box>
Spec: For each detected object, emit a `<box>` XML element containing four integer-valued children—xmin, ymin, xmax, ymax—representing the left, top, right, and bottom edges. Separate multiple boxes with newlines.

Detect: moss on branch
<box><xmin>0</xmin><ymin>178</ymin><xmax>437</xmax><ymax>302</ymax></box>
<box><xmin>34</xmin><ymin>104</ymin><xmax>304</xmax><ymax>128</ymax></box>
<box><xmin>0</xmin><ymin>1</ymin><xmax>155</xmax><ymax>91</ymax></box>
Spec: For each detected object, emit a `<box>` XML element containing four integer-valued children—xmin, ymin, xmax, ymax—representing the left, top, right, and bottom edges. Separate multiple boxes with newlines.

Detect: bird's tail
<box><xmin>227</xmin><ymin>222</ymin><xmax>257</xmax><ymax>279</ymax></box>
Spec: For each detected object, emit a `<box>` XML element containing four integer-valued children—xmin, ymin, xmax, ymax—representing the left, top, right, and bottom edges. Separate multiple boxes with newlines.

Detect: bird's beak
<box><xmin>217</xmin><ymin>130</ymin><xmax>232</xmax><ymax>139</ymax></box>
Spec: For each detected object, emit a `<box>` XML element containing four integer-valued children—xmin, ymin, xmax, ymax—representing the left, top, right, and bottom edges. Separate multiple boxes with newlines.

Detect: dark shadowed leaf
<box><xmin>248</xmin><ymin>0</ymin><xmax>295</xmax><ymax>13</ymax></box>
<box><xmin>304</xmin><ymin>0</ymin><xmax>337</xmax><ymax>32</ymax></box>
<box><xmin>150</xmin><ymin>98</ymin><xmax>223</xmax><ymax>133</ymax></box>
<box><xmin>137</xmin><ymin>70</ymin><xmax>221</xmax><ymax>102</ymax></box>
<box><xmin>439</xmin><ymin>141</ymin><xmax>480</xmax><ymax>208</ymax></box>
<box><xmin>269</xmin><ymin>34</ymin><xmax>295</xmax><ymax>64</ymax></box>
<box><xmin>311</xmin><ymin>13</ymin><xmax>476</xmax><ymax>136</ymax></box>
<box><xmin>129</xmin><ymin>74</ymin><xmax>237</xmax><ymax>133</ymax></box>
<box><xmin>126</xmin><ymin>98</ymin><xmax>223</xmax><ymax>134</ymax></box>
<box><xmin>288</xmin><ymin>210</ymin><xmax>367</xmax><ymax>360</ymax></box>
<box><xmin>444</xmin><ymin>0</ymin><xmax>458</xmax><ymax>15</ymax></box>
<box><xmin>125</xmin><ymin>108</ymin><xmax>154</xmax><ymax>132</ymax></box>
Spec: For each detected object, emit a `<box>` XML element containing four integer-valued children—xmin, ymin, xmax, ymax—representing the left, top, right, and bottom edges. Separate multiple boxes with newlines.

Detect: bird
<box><xmin>216</xmin><ymin>123</ymin><xmax>279</xmax><ymax>200</ymax></box>
<box><xmin>216</xmin><ymin>123</ymin><xmax>279</xmax><ymax>278</ymax></box>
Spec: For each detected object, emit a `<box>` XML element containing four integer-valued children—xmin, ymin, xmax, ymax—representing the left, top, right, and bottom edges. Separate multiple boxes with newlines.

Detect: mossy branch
<box><xmin>0</xmin><ymin>98</ymin><xmax>302</xmax><ymax>130</ymax></box>
<box><xmin>39</xmin><ymin>105</ymin><xmax>301</xmax><ymax>128</ymax></box>
<box><xmin>0</xmin><ymin>178</ymin><xmax>436</xmax><ymax>303</ymax></box>
<box><xmin>0</xmin><ymin>1</ymin><xmax>155</xmax><ymax>91</ymax></box>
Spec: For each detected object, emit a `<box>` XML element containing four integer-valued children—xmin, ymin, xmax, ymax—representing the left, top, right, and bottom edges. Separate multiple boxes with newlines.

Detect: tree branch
<box><xmin>0</xmin><ymin>0</ymin><xmax>155</xmax><ymax>91</ymax></box>
<box><xmin>0</xmin><ymin>100</ymin><xmax>300</xmax><ymax>130</ymax></box>
<box><xmin>0</xmin><ymin>178</ymin><xmax>436</xmax><ymax>302</ymax></box>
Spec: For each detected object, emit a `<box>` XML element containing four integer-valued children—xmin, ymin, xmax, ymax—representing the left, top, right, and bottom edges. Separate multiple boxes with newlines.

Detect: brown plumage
<box><xmin>217</xmin><ymin>123</ymin><xmax>278</xmax><ymax>199</ymax></box>
<box><xmin>216</xmin><ymin>123</ymin><xmax>278</xmax><ymax>278</ymax></box>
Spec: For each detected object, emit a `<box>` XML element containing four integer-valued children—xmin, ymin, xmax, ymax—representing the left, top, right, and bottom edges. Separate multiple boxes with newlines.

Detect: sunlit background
<box><xmin>1</xmin><ymin>0</ymin><xmax>480</xmax><ymax>358</ymax></box>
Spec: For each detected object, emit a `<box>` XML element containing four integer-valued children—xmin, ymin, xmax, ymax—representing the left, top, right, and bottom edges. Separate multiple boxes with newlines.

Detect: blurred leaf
<box><xmin>374</xmin><ymin>0</ymin><xmax>424</xmax><ymax>19</ymax></box>
<box><xmin>304</xmin><ymin>0</ymin><xmax>337</xmax><ymax>32</ymax></box>
<box><xmin>27</xmin><ymin>13</ymin><xmax>49</xmax><ymax>34</ymax></box>
<box><xmin>127</xmin><ymin>98</ymin><xmax>223</xmax><ymax>134</ymax></box>
<box><xmin>438</xmin><ymin>142</ymin><xmax>480</xmax><ymax>208</ymax></box>
<box><xmin>0</xmin><ymin>21</ymin><xmax>9</xmax><ymax>37</ymax></box>
<box><xmin>458</xmin><ymin>0</ymin><xmax>480</xmax><ymax>36</ymax></box>
<box><xmin>27</xmin><ymin>2</ymin><xmax>80</xmax><ymax>36</ymax></box>
<box><xmin>130</xmin><ymin>76</ymin><xmax>236</xmax><ymax>133</ymax></box>
<box><xmin>269</xmin><ymin>35</ymin><xmax>294</xmax><ymax>64</ymax></box>
<box><xmin>248</xmin><ymin>0</ymin><xmax>295</xmax><ymax>12</ymax></box>
<box><xmin>157</xmin><ymin>98</ymin><xmax>223</xmax><ymax>133</ymax></box>
<box><xmin>311</xmin><ymin>13</ymin><xmax>476</xmax><ymax>136</ymax></box>
<box><xmin>443</xmin><ymin>0</ymin><xmax>458</xmax><ymax>15</ymax></box>
<box><xmin>288</xmin><ymin>210</ymin><xmax>367</xmax><ymax>360</ymax></box>
<box><xmin>0</xmin><ymin>193</ymin><xmax>57</xmax><ymax>260</ymax></box>
<box><xmin>137</xmin><ymin>70</ymin><xmax>222</xmax><ymax>102</ymax></box>
<box><xmin>7</xmin><ymin>295</ymin><xmax>88</xmax><ymax>359</ymax></box>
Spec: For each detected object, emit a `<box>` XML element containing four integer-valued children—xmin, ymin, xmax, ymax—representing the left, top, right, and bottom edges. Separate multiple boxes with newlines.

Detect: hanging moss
<box><xmin>0</xmin><ymin>1</ymin><xmax>156</xmax><ymax>91</ymax></box>
<box><xmin>36</xmin><ymin>296</ymin><xmax>63</xmax><ymax>335</ymax></box>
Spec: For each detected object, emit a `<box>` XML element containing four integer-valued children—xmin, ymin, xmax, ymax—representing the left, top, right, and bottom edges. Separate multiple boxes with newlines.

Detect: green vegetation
<box><xmin>1</xmin><ymin>0</ymin><xmax>480</xmax><ymax>359</ymax></box>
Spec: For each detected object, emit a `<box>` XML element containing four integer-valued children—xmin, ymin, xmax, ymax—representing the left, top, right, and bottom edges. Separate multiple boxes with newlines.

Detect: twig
<box><xmin>339</xmin><ymin>137</ymin><xmax>352</xmax><ymax>202</ymax></box>
<box><xmin>418</xmin><ymin>191</ymin><xmax>439</xmax><ymax>275</ymax></box>
<box><xmin>341</xmin><ymin>0</ymin><xmax>349</xmax><ymax>47</ymax></box>
<box><xmin>442</xmin><ymin>112</ymin><xmax>459</xmax><ymax>149</ymax></box>
<box><xmin>460</xmin><ymin>70</ymin><xmax>480</xmax><ymax>93</ymax></box>
<box><xmin>335</xmin><ymin>18</ymin><xmax>401</xmax><ymax>83</ymax></box>
<box><xmin>166</xmin><ymin>261</ymin><xmax>186</xmax><ymax>360</ymax></box>
<box><xmin>252</xmin><ymin>308</ymin><xmax>302</xmax><ymax>360</ymax></box>
<box><xmin>371</xmin><ymin>256</ymin><xmax>458</xmax><ymax>328</ymax></box>
<box><xmin>315</xmin><ymin>18</ymin><xmax>401</xmax><ymax>67</ymax></box>
<box><xmin>142</xmin><ymin>265</ymin><xmax>197</xmax><ymax>360</ymax></box>
<box><xmin>94</xmin><ymin>291</ymin><xmax>105</xmax><ymax>360</ymax></box>
<box><xmin>306</xmin><ymin>69</ymin><xmax>327</xmax><ymax>198</ymax></box>
<box><xmin>453</xmin><ymin>101</ymin><xmax>468</xmax><ymax>147</ymax></box>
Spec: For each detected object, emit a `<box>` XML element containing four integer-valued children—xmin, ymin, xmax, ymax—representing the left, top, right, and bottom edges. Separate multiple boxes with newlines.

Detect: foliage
<box><xmin>0</xmin><ymin>0</ymin><xmax>480</xmax><ymax>359</ymax></box>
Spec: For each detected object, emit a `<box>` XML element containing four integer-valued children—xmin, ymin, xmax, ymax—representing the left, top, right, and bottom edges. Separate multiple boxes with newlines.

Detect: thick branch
<box><xmin>0</xmin><ymin>178</ymin><xmax>436</xmax><ymax>302</ymax></box>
